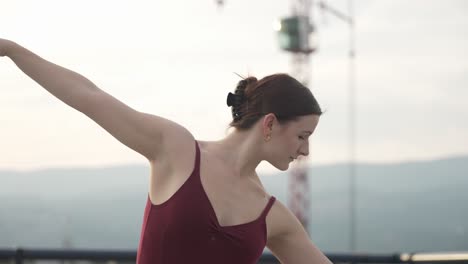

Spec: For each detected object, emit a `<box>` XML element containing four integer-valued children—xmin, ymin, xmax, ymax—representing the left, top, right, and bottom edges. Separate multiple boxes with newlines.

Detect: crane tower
<box><xmin>274</xmin><ymin>0</ymin><xmax>317</xmax><ymax>230</ymax></box>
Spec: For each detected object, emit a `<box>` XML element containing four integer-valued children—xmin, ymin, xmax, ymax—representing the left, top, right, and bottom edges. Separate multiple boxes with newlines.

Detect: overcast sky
<box><xmin>1</xmin><ymin>0</ymin><xmax>467</xmax><ymax>172</ymax></box>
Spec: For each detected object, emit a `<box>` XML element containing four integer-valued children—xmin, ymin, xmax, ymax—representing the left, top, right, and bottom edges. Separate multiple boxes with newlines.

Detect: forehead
<box><xmin>286</xmin><ymin>115</ymin><xmax>320</xmax><ymax>132</ymax></box>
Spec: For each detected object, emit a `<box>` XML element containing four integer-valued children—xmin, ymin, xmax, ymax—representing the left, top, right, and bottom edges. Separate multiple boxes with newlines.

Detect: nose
<box><xmin>298</xmin><ymin>142</ymin><xmax>309</xmax><ymax>157</ymax></box>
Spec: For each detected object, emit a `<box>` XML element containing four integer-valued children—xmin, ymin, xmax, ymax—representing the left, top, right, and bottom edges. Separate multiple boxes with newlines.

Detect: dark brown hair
<box><xmin>228</xmin><ymin>73</ymin><xmax>322</xmax><ymax>130</ymax></box>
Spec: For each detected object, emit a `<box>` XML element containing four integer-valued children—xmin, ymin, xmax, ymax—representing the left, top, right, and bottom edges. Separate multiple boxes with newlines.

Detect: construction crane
<box><xmin>275</xmin><ymin>0</ymin><xmax>356</xmax><ymax>251</ymax></box>
<box><xmin>215</xmin><ymin>0</ymin><xmax>224</xmax><ymax>9</ymax></box>
<box><xmin>274</xmin><ymin>0</ymin><xmax>317</xmax><ymax>233</ymax></box>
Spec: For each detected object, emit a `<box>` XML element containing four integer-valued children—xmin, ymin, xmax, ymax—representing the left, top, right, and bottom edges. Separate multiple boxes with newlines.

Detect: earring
<box><xmin>264</xmin><ymin>134</ymin><xmax>271</xmax><ymax>142</ymax></box>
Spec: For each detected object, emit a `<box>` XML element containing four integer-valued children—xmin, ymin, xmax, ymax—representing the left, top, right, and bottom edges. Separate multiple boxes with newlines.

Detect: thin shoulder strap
<box><xmin>260</xmin><ymin>196</ymin><xmax>276</xmax><ymax>219</ymax></box>
<box><xmin>193</xmin><ymin>140</ymin><xmax>200</xmax><ymax>171</ymax></box>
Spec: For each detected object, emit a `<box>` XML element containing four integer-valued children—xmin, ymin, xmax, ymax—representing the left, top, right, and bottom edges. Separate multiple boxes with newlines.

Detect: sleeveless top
<box><xmin>136</xmin><ymin>140</ymin><xmax>276</xmax><ymax>264</ymax></box>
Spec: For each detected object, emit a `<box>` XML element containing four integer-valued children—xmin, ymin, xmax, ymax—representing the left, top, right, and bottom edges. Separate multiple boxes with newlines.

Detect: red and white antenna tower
<box><xmin>275</xmin><ymin>0</ymin><xmax>356</xmax><ymax>249</ymax></box>
<box><xmin>274</xmin><ymin>0</ymin><xmax>317</xmax><ymax>231</ymax></box>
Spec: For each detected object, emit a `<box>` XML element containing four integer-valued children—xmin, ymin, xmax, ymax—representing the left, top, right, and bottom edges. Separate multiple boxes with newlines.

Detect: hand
<box><xmin>0</xmin><ymin>38</ymin><xmax>14</xmax><ymax>57</ymax></box>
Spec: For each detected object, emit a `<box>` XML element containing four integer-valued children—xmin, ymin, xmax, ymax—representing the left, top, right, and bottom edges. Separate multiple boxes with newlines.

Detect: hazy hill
<box><xmin>1</xmin><ymin>155</ymin><xmax>467</xmax><ymax>253</ymax></box>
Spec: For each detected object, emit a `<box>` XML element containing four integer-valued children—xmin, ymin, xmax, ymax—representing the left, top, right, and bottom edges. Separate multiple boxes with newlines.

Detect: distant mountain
<box><xmin>1</xmin><ymin>155</ymin><xmax>467</xmax><ymax>253</ymax></box>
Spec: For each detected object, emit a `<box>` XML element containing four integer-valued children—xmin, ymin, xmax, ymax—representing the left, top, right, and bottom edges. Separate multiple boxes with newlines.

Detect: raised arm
<box><xmin>0</xmin><ymin>38</ymin><xmax>191</xmax><ymax>161</ymax></box>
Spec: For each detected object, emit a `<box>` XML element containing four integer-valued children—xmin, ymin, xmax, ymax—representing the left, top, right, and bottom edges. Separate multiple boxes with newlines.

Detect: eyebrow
<box><xmin>302</xmin><ymin>131</ymin><xmax>313</xmax><ymax>135</ymax></box>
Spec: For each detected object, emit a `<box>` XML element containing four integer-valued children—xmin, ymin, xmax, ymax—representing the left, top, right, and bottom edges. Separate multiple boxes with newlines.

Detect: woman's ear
<box><xmin>262</xmin><ymin>113</ymin><xmax>276</xmax><ymax>135</ymax></box>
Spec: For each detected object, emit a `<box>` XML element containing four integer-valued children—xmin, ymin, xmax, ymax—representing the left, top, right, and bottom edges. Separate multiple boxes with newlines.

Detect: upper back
<box><xmin>139</xmin><ymin>138</ymin><xmax>278</xmax><ymax>264</ymax></box>
<box><xmin>149</xmin><ymin>135</ymin><xmax>272</xmax><ymax>226</ymax></box>
<box><xmin>147</xmin><ymin>124</ymin><xmax>290</xmax><ymax>240</ymax></box>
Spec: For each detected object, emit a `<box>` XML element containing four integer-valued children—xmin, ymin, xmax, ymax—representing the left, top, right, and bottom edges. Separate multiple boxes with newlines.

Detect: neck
<box><xmin>212</xmin><ymin>129</ymin><xmax>263</xmax><ymax>179</ymax></box>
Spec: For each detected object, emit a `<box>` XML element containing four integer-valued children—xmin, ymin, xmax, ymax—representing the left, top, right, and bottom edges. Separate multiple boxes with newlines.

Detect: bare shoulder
<box><xmin>147</xmin><ymin>119</ymin><xmax>198</xmax><ymax>204</ymax></box>
<box><xmin>266</xmin><ymin>199</ymin><xmax>332</xmax><ymax>264</ymax></box>
<box><xmin>266</xmin><ymin>198</ymin><xmax>298</xmax><ymax>240</ymax></box>
<box><xmin>149</xmin><ymin>119</ymin><xmax>196</xmax><ymax>175</ymax></box>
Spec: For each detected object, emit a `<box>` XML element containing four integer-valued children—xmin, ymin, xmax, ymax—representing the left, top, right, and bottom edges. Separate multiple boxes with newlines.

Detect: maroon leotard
<box><xmin>136</xmin><ymin>140</ymin><xmax>276</xmax><ymax>264</ymax></box>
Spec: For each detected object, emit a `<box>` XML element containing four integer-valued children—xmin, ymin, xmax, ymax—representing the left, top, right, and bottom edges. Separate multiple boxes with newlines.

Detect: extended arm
<box><xmin>1</xmin><ymin>39</ymin><xmax>190</xmax><ymax>161</ymax></box>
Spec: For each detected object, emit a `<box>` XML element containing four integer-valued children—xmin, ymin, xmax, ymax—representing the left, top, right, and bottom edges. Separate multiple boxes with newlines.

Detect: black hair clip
<box><xmin>226</xmin><ymin>92</ymin><xmax>244</xmax><ymax>107</ymax></box>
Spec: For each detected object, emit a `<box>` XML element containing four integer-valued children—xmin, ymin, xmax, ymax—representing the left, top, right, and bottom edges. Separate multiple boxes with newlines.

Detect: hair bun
<box><xmin>237</xmin><ymin>80</ymin><xmax>247</xmax><ymax>89</ymax></box>
<box><xmin>227</xmin><ymin>76</ymin><xmax>259</xmax><ymax>122</ymax></box>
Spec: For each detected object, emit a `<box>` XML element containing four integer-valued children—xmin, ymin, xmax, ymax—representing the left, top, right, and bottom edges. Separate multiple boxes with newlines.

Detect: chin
<box><xmin>267</xmin><ymin>158</ymin><xmax>291</xmax><ymax>171</ymax></box>
<box><xmin>271</xmin><ymin>162</ymin><xmax>290</xmax><ymax>171</ymax></box>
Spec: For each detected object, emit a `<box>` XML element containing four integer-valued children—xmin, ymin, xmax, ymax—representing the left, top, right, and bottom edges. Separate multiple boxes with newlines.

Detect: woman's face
<box><xmin>267</xmin><ymin>114</ymin><xmax>320</xmax><ymax>171</ymax></box>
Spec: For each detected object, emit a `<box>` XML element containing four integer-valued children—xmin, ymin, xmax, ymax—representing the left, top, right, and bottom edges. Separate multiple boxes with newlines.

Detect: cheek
<box><xmin>287</xmin><ymin>137</ymin><xmax>301</xmax><ymax>150</ymax></box>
